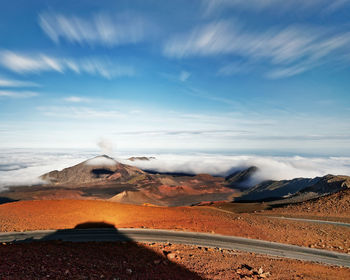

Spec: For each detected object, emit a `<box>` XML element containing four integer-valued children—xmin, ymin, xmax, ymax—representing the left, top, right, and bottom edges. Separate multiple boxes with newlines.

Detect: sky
<box><xmin>0</xmin><ymin>0</ymin><xmax>350</xmax><ymax>156</ymax></box>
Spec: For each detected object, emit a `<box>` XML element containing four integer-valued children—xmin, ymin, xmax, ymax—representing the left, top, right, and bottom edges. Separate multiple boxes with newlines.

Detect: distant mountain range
<box><xmin>235</xmin><ymin>174</ymin><xmax>350</xmax><ymax>204</ymax></box>
<box><xmin>1</xmin><ymin>155</ymin><xmax>349</xmax><ymax>207</ymax></box>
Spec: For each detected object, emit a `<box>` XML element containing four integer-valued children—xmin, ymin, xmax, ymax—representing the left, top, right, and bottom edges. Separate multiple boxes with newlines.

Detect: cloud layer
<box><xmin>122</xmin><ymin>153</ymin><xmax>350</xmax><ymax>186</ymax></box>
<box><xmin>1</xmin><ymin>149</ymin><xmax>350</xmax><ymax>190</ymax></box>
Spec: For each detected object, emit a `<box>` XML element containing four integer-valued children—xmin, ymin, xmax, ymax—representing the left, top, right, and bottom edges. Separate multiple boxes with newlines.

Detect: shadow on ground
<box><xmin>0</xmin><ymin>222</ymin><xmax>204</xmax><ymax>279</ymax></box>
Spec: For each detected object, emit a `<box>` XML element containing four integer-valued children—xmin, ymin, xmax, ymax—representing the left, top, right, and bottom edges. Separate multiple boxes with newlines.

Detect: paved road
<box><xmin>0</xmin><ymin>228</ymin><xmax>349</xmax><ymax>268</ymax></box>
<box><xmin>268</xmin><ymin>216</ymin><xmax>350</xmax><ymax>228</ymax></box>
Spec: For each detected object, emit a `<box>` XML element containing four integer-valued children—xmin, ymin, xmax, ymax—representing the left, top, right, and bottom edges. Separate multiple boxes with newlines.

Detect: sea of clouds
<box><xmin>1</xmin><ymin>149</ymin><xmax>350</xmax><ymax>190</ymax></box>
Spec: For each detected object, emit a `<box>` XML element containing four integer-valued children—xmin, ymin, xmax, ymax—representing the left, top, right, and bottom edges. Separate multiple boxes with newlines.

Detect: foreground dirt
<box><xmin>0</xmin><ymin>200</ymin><xmax>349</xmax><ymax>254</ymax></box>
<box><xmin>0</xmin><ymin>241</ymin><xmax>349</xmax><ymax>280</ymax></box>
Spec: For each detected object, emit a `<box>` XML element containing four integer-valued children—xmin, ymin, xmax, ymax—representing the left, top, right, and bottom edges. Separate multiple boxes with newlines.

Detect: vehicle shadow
<box><xmin>0</xmin><ymin>222</ymin><xmax>204</xmax><ymax>279</ymax></box>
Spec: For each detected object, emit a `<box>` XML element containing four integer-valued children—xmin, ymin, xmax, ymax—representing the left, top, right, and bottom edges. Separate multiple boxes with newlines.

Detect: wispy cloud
<box><xmin>202</xmin><ymin>0</ymin><xmax>350</xmax><ymax>14</ymax></box>
<box><xmin>164</xmin><ymin>21</ymin><xmax>350</xmax><ymax>78</ymax></box>
<box><xmin>266</xmin><ymin>65</ymin><xmax>310</xmax><ymax>79</ymax></box>
<box><xmin>0</xmin><ymin>90</ymin><xmax>39</xmax><ymax>98</ymax></box>
<box><xmin>63</xmin><ymin>96</ymin><xmax>91</xmax><ymax>103</ymax></box>
<box><xmin>217</xmin><ymin>61</ymin><xmax>254</xmax><ymax>76</ymax></box>
<box><xmin>39</xmin><ymin>12</ymin><xmax>153</xmax><ymax>47</ymax></box>
<box><xmin>179</xmin><ymin>71</ymin><xmax>191</xmax><ymax>82</ymax></box>
<box><xmin>0</xmin><ymin>77</ymin><xmax>40</xmax><ymax>88</ymax></box>
<box><xmin>37</xmin><ymin>106</ymin><xmax>126</xmax><ymax>119</ymax></box>
<box><xmin>114</xmin><ymin>129</ymin><xmax>248</xmax><ymax>137</ymax></box>
<box><xmin>0</xmin><ymin>50</ymin><xmax>134</xmax><ymax>79</ymax></box>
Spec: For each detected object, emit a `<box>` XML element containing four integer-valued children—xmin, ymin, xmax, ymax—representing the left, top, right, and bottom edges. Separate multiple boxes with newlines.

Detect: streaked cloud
<box><xmin>114</xmin><ymin>129</ymin><xmax>249</xmax><ymax>136</ymax></box>
<box><xmin>202</xmin><ymin>0</ymin><xmax>350</xmax><ymax>14</ymax></box>
<box><xmin>266</xmin><ymin>65</ymin><xmax>310</xmax><ymax>79</ymax></box>
<box><xmin>37</xmin><ymin>106</ymin><xmax>126</xmax><ymax>119</ymax></box>
<box><xmin>0</xmin><ymin>77</ymin><xmax>40</xmax><ymax>88</ymax></box>
<box><xmin>0</xmin><ymin>90</ymin><xmax>39</xmax><ymax>98</ymax></box>
<box><xmin>0</xmin><ymin>50</ymin><xmax>134</xmax><ymax>79</ymax></box>
<box><xmin>164</xmin><ymin>21</ymin><xmax>350</xmax><ymax>78</ymax></box>
<box><xmin>217</xmin><ymin>61</ymin><xmax>254</xmax><ymax>76</ymax></box>
<box><xmin>39</xmin><ymin>12</ymin><xmax>152</xmax><ymax>47</ymax></box>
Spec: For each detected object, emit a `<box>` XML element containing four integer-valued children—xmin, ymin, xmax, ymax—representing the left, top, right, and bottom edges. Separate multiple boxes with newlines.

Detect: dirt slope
<box><xmin>267</xmin><ymin>188</ymin><xmax>350</xmax><ymax>218</ymax></box>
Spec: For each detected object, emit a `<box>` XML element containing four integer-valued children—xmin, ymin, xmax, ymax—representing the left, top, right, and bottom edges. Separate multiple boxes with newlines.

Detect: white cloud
<box><xmin>1</xmin><ymin>149</ymin><xmax>350</xmax><ymax>190</ymax></box>
<box><xmin>164</xmin><ymin>21</ymin><xmax>350</xmax><ymax>77</ymax></box>
<box><xmin>202</xmin><ymin>0</ymin><xmax>350</xmax><ymax>14</ymax></box>
<box><xmin>0</xmin><ymin>50</ymin><xmax>134</xmax><ymax>79</ymax></box>
<box><xmin>63</xmin><ymin>96</ymin><xmax>91</xmax><ymax>103</ymax></box>
<box><xmin>0</xmin><ymin>51</ymin><xmax>60</xmax><ymax>73</ymax></box>
<box><xmin>39</xmin><ymin>12</ymin><xmax>152</xmax><ymax>47</ymax></box>
<box><xmin>37</xmin><ymin>106</ymin><xmax>126</xmax><ymax>119</ymax></box>
<box><xmin>0</xmin><ymin>90</ymin><xmax>39</xmax><ymax>98</ymax></box>
<box><xmin>0</xmin><ymin>77</ymin><xmax>40</xmax><ymax>88</ymax></box>
<box><xmin>85</xmin><ymin>156</ymin><xmax>117</xmax><ymax>166</ymax></box>
<box><xmin>179</xmin><ymin>71</ymin><xmax>191</xmax><ymax>82</ymax></box>
<box><xmin>0</xmin><ymin>149</ymin><xmax>96</xmax><ymax>189</ymax></box>
<box><xmin>124</xmin><ymin>154</ymin><xmax>350</xmax><ymax>183</ymax></box>
<box><xmin>265</xmin><ymin>65</ymin><xmax>309</xmax><ymax>79</ymax></box>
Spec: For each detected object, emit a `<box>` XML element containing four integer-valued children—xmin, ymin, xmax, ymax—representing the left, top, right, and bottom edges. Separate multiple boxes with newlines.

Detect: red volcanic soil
<box><xmin>0</xmin><ymin>200</ymin><xmax>349</xmax><ymax>254</ymax></box>
<box><xmin>265</xmin><ymin>188</ymin><xmax>350</xmax><ymax>220</ymax></box>
<box><xmin>1</xmin><ymin>241</ymin><xmax>349</xmax><ymax>280</ymax></box>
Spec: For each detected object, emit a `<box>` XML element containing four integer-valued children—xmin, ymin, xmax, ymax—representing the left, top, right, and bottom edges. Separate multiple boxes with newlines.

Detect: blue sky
<box><xmin>0</xmin><ymin>0</ymin><xmax>350</xmax><ymax>155</ymax></box>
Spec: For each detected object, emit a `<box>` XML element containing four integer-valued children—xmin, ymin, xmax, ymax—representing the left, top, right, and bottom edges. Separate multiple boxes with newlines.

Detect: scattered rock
<box><xmin>260</xmin><ymin>272</ymin><xmax>271</xmax><ymax>278</ymax></box>
<box><xmin>240</xmin><ymin>264</ymin><xmax>253</xmax><ymax>270</ymax></box>
<box><xmin>162</xmin><ymin>250</ymin><xmax>170</xmax><ymax>256</ymax></box>
<box><xmin>167</xmin><ymin>253</ymin><xmax>176</xmax><ymax>260</ymax></box>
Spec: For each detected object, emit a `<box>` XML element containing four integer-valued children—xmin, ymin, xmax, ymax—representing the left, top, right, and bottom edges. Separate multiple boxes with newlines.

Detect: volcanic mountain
<box><xmin>40</xmin><ymin>155</ymin><xmax>145</xmax><ymax>186</ymax></box>
<box><xmin>3</xmin><ymin>155</ymin><xmax>253</xmax><ymax>206</ymax></box>
<box><xmin>4</xmin><ymin>155</ymin><xmax>348</xmax><ymax>208</ymax></box>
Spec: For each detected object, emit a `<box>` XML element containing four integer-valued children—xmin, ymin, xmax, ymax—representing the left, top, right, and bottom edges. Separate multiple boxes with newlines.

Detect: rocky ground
<box><xmin>263</xmin><ymin>188</ymin><xmax>350</xmax><ymax>221</ymax></box>
<box><xmin>0</xmin><ymin>241</ymin><xmax>349</xmax><ymax>280</ymax></box>
<box><xmin>0</xmin><ymin>200</ymin><xmax>349</xmax><ymax>254</ymax></box>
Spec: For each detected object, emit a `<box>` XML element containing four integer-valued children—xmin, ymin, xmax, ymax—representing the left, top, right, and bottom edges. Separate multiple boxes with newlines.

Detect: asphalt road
<box><xmin>0</xmin><ymin>228</ymin><xmax>349</xmax><ymax>268</ymax></box>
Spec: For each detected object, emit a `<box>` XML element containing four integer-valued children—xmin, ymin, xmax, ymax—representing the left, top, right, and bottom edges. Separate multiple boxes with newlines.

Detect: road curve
<box><xmin>0</xmin><ymin>228</ymin><xmax>349</xmax><ymax>268</ymax></box>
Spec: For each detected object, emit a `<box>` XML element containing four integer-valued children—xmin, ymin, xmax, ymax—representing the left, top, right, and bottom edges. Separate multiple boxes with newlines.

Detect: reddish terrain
<box><xmin>1</xmin><ymin>241</ymin><xmax>349</xmax><ymax>280</ymax></box>
<box><xmin>264</xmin><ymin>188</ymin><xmax>350</xmax><ymax>220</ymax></box>
<box><xmin>0</xmin><ymin>200</ymin><xmax>349</xmax><ymax>254</ymax></box>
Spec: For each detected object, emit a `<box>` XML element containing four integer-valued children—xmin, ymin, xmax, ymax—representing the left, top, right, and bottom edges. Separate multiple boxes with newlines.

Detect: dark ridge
<box><xmin>225</xmin><ymin>166</ymin><xmax>258</xmax><ymax>181</ymax></box>
<box><xmin>234</xmin><ymin>196</ymin><xmax>285</xmax><ymax>203</ymax></box>
<box><xmin>0</xmin><ymin>197</ymin><xmax>18</xmax><ymax>205</ymax></box>
<box><xmin>142</xmin><ymin>169</ymin><xmax>196</xmax><ymax>177</ymax></box>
